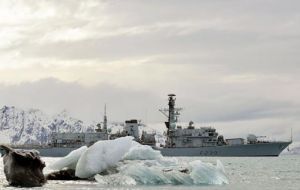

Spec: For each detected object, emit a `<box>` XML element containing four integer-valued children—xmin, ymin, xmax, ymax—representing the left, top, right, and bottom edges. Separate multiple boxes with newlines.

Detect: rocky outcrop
<box><xmin>0</xmin><ymin>106</ymin><xmax>94</xmax><ymax>145</ymax></box>
<box><xmin>0</xmin><ymin>145</ymin><xmax>46</xmax><ymax>187</ymax></box>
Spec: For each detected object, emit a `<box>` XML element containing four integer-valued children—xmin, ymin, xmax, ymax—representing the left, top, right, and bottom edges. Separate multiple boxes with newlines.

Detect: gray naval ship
<box><xmin>154</xmin><ymin>94</ymin><xmax>292</xmax><ymax>157</ymax></box>
<box><xmin>2</xmin><ymin>95</ymin><xmax>292</xmax><ymax>157</ymax></box>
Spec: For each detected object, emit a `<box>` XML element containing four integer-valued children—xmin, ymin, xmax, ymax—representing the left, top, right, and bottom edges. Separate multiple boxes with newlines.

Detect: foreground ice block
<box><xmin>49</xmin><ymin>146</ymin><xmax>88</xmax><ymax>170</ymax></box>
<box><xmin>95</xmin><ymin>159</ymin><xmax>228</xmax><ymax>185</ymax></box>
<box><xmin>123</xmin><ymin>141</ymin><xmax>162</xmax><ymax>160</ymax></box>
<box><xmin>75</xmin><ymin>136</ymin><xmax>133</xmax><ymax>178</ymax></box>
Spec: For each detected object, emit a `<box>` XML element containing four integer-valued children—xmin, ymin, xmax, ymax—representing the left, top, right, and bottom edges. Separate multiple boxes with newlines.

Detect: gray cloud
<box><xmin>4</xmin><ymin>0</ymin><xmax>298</xmax><ymax>76</ymax></box>
<box><xmin>0</xmin><ymin>78</ymin><xmax>298</xmax><ymax>123</ymax></box>
<box><xmin>0</xmin><ymin>78</ymin><xmax>163</xmax><ymax>123</ymax></box>
<box><xmin>0</xmin><ymin>0</ymin><xmax>299</xmax><ymax>143</ymax></box>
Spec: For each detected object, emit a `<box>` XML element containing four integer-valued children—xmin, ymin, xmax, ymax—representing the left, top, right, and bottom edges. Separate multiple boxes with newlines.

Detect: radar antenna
<box><xmin>159</xmin><ymin>94</ymin><xmax>182</xmax><ymax>130</ymax></box>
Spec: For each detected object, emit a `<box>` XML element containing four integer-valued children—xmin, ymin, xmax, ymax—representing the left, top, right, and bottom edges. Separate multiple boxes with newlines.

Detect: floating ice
<box><xmin>95</xmin><ymin>141</ymin><xmax>228</xmax><ymax>185</ymax></box>
<box><xmin>95</xmin><ymin>159</ymin><xmax>228</xmax><ymax>185</ymax></box>
<box><xmin>48</xmin><ymin>146</ymin><xmax>88</xmax><ymax>170</ymax></box>
<box><xmin>75</xmin><ymin>137</ymin><xmax>133</xmax><ymax>178</ymax></box>
<box><xmin>123</xmin><ymin>141</ymin><xmax>162</xmax><ymax>160</ymax></box>
<box><xmin>48</xmin><ymin>137</ymin><xmax>228</xmax><ymax>186</ymax></box>
<box><xmin>189</xmin><ymin>160</ymin><xmax>228</xmax><ymax>185</ymax></box>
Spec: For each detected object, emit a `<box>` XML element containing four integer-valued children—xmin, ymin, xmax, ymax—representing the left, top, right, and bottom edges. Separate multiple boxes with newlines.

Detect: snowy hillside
<box><xmin>0</xmin><ymin>106</ymin><xmax>94</xmax><ymax>145</ymax></box>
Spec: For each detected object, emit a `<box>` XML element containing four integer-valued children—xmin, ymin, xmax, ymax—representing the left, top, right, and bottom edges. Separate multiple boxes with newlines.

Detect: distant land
<box><xmin>0</xmin><ymin>106</ymin><xmax>97</xmax><ymax>145</ymax></box>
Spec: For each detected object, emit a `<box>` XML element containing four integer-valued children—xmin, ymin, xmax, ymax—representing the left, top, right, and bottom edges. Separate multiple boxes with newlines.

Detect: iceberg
<box><xmin>123</xmin><ymin>141</ymin><xmax>162</xmax><ymax>160</ymax></box>
<box><xmin>48</xmin><ymin>146</ymin><xmax>88</xmax><ymax>170</ymax></box>
<box><xmin>189</xmin><ymin>160</ymin><xmax>228</xmax><ymax>185</ymax></box>
<box><xmin>47</xmin><ymin>136</ymin><xmax>228</xmax><ymax>186</ymax></box>
<box><xmin>95</xmin><ymin>141</ymin><xmax>228</xmax><ymax>185</ymax></box>
<box><xmin>95</xmin><ymin>159</ymin><xmax>228</xmax><ymax>185</ymax></box>
<box><xmin>75</xmin><ymin>136</ymin><xmax>133</xmax><ymax>178</ymax></box>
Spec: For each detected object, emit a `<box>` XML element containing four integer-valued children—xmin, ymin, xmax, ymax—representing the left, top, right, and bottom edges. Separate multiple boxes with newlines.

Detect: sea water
<box><xmin>0</xmin><ymin>155</ymin><xmax>299</xmax><ymax>190</ymax></box>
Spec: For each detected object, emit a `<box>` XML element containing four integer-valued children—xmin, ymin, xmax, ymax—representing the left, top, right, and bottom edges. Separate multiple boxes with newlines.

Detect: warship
<box><xmin>154</xmin><ymin>94</ymin><xmax>292</xmax><ymax>156</ymax></box>
<box><xmin>1</xmin><ymin>95</ymin><xmax>292</xmax><ymax>157</ymax></box>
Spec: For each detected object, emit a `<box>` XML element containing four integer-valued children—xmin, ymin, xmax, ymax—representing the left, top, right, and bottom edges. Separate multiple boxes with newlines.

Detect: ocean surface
<box><xmin>0</xmin><ymin>155</ymin><xmax>299</xmax><ymax>190</ymax></box>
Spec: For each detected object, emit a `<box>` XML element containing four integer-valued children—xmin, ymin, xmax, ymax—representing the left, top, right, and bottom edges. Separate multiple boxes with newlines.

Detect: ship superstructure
<box><xmin>51</xmin><ymin>105</ymin><xmax>109</xmax><ymax>148</ymax></box>
<box><xmin>110</xmin><ymin>119</ymin><xmax>156</xmax><ymax>145</ymax></box>
<box><xmin>159</xmin><ymin>94</ymin><xmax>223</xmax><ymax>148</ymax></box>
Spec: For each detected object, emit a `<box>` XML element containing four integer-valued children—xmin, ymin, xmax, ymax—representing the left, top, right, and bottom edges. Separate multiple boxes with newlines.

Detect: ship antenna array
<box><xmin>159</xmin><ymin>108</ymin><xmax>183</xmax><ymax>118</ymax></box>
<box><xmin>159</xmin><ymin>94</ymin><xmax>182</xmax><ymax>130</ymax></box>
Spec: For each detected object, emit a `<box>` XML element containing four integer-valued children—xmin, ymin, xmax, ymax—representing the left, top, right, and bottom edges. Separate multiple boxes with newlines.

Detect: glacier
<box><xmin>49</xmin><ymin>137</ymin><xmax>228</xmax><ymax>186</ymax></box>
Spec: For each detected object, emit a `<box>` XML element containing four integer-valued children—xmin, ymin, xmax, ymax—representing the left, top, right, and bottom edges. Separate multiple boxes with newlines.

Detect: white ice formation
<box><xmin>94</xmin><ymin>159</ymin><xmax>228</xmax><ymax>185</ymax></box>
<box><xmin>48</xmin><ymin>146</ymin><xmax>88</xmax><ymax>170</ymax></box>
<box><xmin>75</xmin><ymin>136</ymin><xmax>133</xmax><ymax>178</ymax></box>
<box><xmin>123</xmin><ymin>141</ymin><xmax>162</xmax><ymax>160</ymax></box>
<box><xmin>49</xmin><ymin>136</ymin><xmax>229</xmax><ymax>185</ymax></box>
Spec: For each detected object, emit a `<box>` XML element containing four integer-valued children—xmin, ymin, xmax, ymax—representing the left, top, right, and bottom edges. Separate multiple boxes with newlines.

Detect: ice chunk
<box><xmin>49</xmin><ymin>136</ymin><xmax>228</xmax><ymax>185</ymax></box>
<box><xmin>95</xmin><ymin>159</ymin><xmax>228</xmax><ymax>185</ymax></box>
<box><xmin>75</xmin><ymin>136</ymin><xmax>133</xmax><ymax>178</ymax></box>
<box><xmin>123</xmin><ymin>142</ymin><xmax>162</xmax><ymax>160</ymax></box>
<box><xmin>189</xmin><ymin>160</ymin><xmax>228</xmax><ymax>185</ymax></box>
<box><xmin>121</xmin><ymin>162</ymin><xmax>181</xmax><ymax>185</ymax></box>
<box><xmin>48</xmin><ymin>146</ymin><xmax>88</xmax><ymax>170</ymax></box>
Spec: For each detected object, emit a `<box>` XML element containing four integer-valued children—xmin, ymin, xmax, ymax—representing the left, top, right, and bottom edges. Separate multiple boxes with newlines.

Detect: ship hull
<box><xmin>156</xmin><ymin>141</ymin><xmax>291</xmax><ymax>157</ymax></box>
<box><xmin>35</xmin><ymin>147</ymin><xmax>78</xmax><ymax>157</ymax></box>
<box><xmin>16</xmin><ymin>141</ymin><xmax>291</xmax><ymax>157</ymax></box>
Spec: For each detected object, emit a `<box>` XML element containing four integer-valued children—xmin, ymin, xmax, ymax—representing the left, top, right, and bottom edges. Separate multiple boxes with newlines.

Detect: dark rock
<box><xmin>46</xmin><ymin>169</ymin><xmax>80</xmax><ymax>180</ymax></box>
<box><xmin>179</xmin><ymin>168</ymin><xmax>190</xmax><ymax>174</ymax></box>
<box><xmin>0</xmin><ymin>145</ymin><xmax>46</xmax><ymax>187</ymax></box>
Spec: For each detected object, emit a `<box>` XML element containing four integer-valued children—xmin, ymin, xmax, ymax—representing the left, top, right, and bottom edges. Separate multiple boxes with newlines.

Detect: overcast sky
<box><xmin>0</xmin><ymin>0</ymin><xmax>299</xmax><ymax>143</ymax></box>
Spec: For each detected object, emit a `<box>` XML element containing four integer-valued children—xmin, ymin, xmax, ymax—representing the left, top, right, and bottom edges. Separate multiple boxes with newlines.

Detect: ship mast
<box><xmin>103</xmin><ymin>104</ymin><xmax>108</xmax><ymax>133</ymax></box>
<box><xmin>159</xmin><ymin>94</ymin><xmax>182</xmax><ymax>129</ymax></box>
<box><xmin>159</xmin><ymin>94</ymin><xmax>182</xmax><ymax>147</ymax></box>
